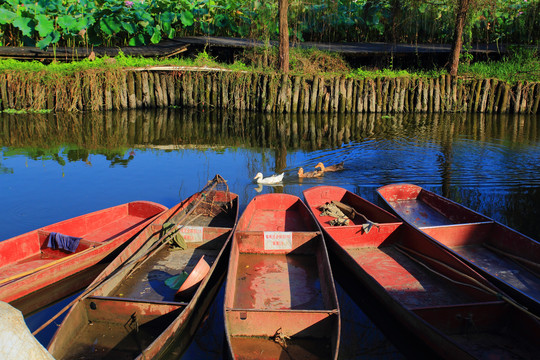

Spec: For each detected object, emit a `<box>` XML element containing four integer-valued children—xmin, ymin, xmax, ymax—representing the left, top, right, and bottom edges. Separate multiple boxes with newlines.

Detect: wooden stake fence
<box><xmin>0</xmin><ymin>68</ymin><xmax>538</xmax><ymax>114</ymax></box>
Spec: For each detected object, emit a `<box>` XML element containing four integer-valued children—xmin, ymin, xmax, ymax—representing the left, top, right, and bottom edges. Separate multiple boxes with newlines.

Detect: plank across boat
<box><xmin>303</xmin><ymin>185</ymin><xmax>540</xmax><ymax>360</ymax></box>
<box><xmin>224</xmin><ymin>193</ymin><xmax>340</xmax><ymax>360</ymax></box>
<box><xmin>377</xmin><ymin>183</ymin><xmax>540</xmax><ymax>317</ymax></box>
<box><xmin>0</xmin><ymin>201</ymin><xmax>167</xmax><ymax>315</ymax></box>
<box><xmin>47</xmin><ymin>175</ymin><xmax>238</xmax><ymax>359</ymax></box>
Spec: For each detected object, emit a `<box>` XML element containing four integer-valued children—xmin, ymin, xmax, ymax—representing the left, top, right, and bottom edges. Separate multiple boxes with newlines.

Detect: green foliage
<box><xmin>193</xmin><ymin>49</ymin><xmax>222</xmax><ymax>67</ymax></box>
<box><xmin>458</xmin><ymin>47</ymin><xmax>540</xmax><ymax>83</ymax></box>
<box><xmin>0</xmin><ymin>48</ymin><xmax>537</xmax><ymax>83</ymax></box>
<box><xmin>0</xmin><ymin>0</ymin><xmax>196</xmax><ymax>49</ymax></box>
<box><xmin>2</xmin><ymin>108</ymin><xmax>52</xmax><ymax>114</ymax></box>
<box><xmin>0</xmin><ymin>0</ymin><xmax>538</xmax><ymax>51</ymax></box>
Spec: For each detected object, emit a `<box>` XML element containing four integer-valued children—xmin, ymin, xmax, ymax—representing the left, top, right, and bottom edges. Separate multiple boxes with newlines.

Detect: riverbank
<box><xmin>1</xmin><ymin>46</ymin><xmax>539</xmax><ymax>114</ymax></box>
<box><xmin>1</xmin><ymin>66</ymin><xmax>538</xmax><ymax>114</ymax></box>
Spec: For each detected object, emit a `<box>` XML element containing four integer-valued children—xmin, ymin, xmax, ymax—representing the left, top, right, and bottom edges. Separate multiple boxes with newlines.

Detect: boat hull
<box><xmin>48</xmin><ymin>178</ymin><xmax>238</xmax><ymax>359</ymax></box>
<box><xmin>0</xmin><ymin>201</ymin><xmax>167</xmax><ymax>315</ymax></box>
<box><xmin>304</xmin><ymin>185</ymin><xmax>540</xmax><ymax>360</ymax></box>
<box><xmin>224</xmin><ymin>193</ymin><xmax>340</xmax><ymax>360</ymax></box>
<box><xmin>377</xmin><ymin>183</ymin><xmax>540</xmax><ymax>316</ymax></box>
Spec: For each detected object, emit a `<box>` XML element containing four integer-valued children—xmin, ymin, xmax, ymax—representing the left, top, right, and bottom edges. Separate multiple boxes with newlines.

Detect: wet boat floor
<box><xmin>233</xmin><ymin>253</ymin><xmax>325</xmax><ymax>310</ymax></box>
<box><xmin>110</xmin><ymin>245</ymin><xmax>219</xmax><ymax>301</ymax></box>
<box><xmin>348</xmin><ymin>247</ymin><xmax>475</xmax><ymax>308</ymax></box>
<box><xmin>452</xmin><ymin>245</ymin><xmax>540</xmax><ymax>301</ymax></box>
<box><xmin>64</xmin><ymin>307</ymin><xmax>182</xmax><ymax>360</ymax></box>
<box><xmin>388</xmin><ymin>199</ymin><xmax>454</xmax><ymax>227</ymax></box>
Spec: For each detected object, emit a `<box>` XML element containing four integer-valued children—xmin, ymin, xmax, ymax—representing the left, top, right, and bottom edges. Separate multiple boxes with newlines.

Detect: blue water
<box><xmin>2</xmin><ymin>109</ymin><xmax>539</xmax><ymax>359</ymax></box>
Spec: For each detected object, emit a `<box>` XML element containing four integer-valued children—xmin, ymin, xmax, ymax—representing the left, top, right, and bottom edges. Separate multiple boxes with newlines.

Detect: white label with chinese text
<box><xmin>179</xmin><ymin>226</ymin><xmax>204</xmax><ymax>242</ymax></box>
<box><xmin>264</xmin><ymin>231</ymin><xmax>293</xmax><ymax>250</ymax></box>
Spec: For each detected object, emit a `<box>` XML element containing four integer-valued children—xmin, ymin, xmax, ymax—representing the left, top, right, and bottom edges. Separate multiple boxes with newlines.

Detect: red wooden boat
<box><xmin>304</xmin><ymin>185</ymin><xmax>540</xmax><ymax>360</ymax></box>
<box><xmin>0</xmin><ymin>201</ymin><xmax>167</xmax><ymax>315</ymax></box>
<box><xmin>47</xmin><ymin>175</ymin><xmax>238</xmax><ymax>359</ymax></box>
<box><xmin>224</xmin><ymin>193</ymin><xmax>340</xmax><ymax>360</ymax></box>
<box><xmin>377</xmin><ymin>183</ymin><xmax>540</xmax><ymax>317</ymax></box>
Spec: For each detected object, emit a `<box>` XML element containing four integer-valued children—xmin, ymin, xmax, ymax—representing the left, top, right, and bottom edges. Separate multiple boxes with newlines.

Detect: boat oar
<box><xmin>394</xmin><ymin>244</ymin><xmax>540</xmax><ymax>322</ymax></box>
<box><xmin>0</xmin><ymin>246</ymin><xmax>97</xmax><ymax>286</ymax></box>
<box><xmin>31</xmin><ymin>217</ymin><xmax>194</xmax><ymax>336</ymax></box>
<box><xmin>482</xmin><ymin>242</ymin><xmax>540</xmax><ymax>276</ymax></box>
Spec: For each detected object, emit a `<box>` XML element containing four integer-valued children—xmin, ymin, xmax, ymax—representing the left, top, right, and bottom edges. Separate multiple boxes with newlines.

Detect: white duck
<box><xmin>253</xmin><ymin>172</ymin><xmax>284</xmax><ymax>184</ymax></box>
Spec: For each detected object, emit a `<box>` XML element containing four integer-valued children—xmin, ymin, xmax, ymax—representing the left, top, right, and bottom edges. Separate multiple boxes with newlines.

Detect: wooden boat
<box><xmin>224</xmin><ymin>193</ymin><xmax>340</xmax><ymax>360</ymax></box>
<box><xmin>47</xmin><ymin>175</ymin><xmax>238</xmax><ymax>359</ymax></box>
<box><xmin>304</xmin><ymin>185</ymin><xmax>540</xmax><ymax>360</ymax></box>
<box><xmin>0</xmin><ymin>201</ymin><xmax>167</xmax><ymax>315</ymax></box>
<box><xmin>377</xmin><ymin>183</ymin><xmax>540</xmax><ymax>317</ymax></box>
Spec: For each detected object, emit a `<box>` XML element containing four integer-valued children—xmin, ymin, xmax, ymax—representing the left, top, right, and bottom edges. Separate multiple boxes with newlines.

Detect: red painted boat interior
<box><xmin>0</xmin><ymin>201</ymin><xmax>166</xmax><ymax>281</ymax></box>
<box><xmin>49</xmin><ymin>190</ymin><xmax>238</xmax><ymax>360</ymax></box>
<box><xmin>377</xmin><ymin>183</ymin><xmax>540</xmax><ymax>312</ymax></box>
<box><xmin>304</xmin><ymin>186</ymin><xmax>540</xmax><ymax>359</ymax></box>
<box><xmin>53</xmin><ymin>296</ymin><xmax>186</xmax><ymax>359</ymax></box>
<box><xmin>236</xmin><ymin>195</ymin><xmax>319</xmax><ymax>232</ymax></box>
<box><xmin>378</xmin><ymin>184</ymin><xmax>490</xmax><ymax>228</ymax></box>
<box><xmin>225</xmin><ymin>194</ymin><xmax>339</xmax><ymax>360</ymax></box>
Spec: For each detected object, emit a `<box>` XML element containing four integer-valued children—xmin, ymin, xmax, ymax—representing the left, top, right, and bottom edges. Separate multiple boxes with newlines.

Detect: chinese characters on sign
<box><xmin>264</xmin><ymin>231</ymin><xmax>293</xmax><ymax>250</ymax></box>
<box><xmin>179</xmin><ymin>226</ymin><xmax>204</xmax><ymax>242</ymax></box>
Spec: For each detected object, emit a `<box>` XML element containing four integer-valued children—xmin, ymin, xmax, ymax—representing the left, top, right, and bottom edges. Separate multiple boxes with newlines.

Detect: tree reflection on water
<box><xmin>1</xmin><ymin>109</ymin><xmax>539</xmax><ymax>240</ymax></box>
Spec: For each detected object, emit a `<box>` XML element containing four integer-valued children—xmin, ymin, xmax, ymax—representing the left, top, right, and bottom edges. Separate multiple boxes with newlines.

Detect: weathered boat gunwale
<box><xmin>88</xmin><ymin>295</ymin><xmax>190</xmax><ymax>307</ymax></box>
<box><xmin>303</xmin><ymin>185</ymin><xmax>540</xmax><ymax>360</ymax></box>
<box><xmin>224</xmin><ymin>193</ymin><xmax>340</xmax><ymax>360</ymax></box>
<box><xmin>47</xmin><ymin>178</ymin><xmax>238</xmax><ymax>360</ymax></box>
<box><xmin>0</xmin><ymin>200</ymin><xmax>168</xmax><ymax>315</ymax></box>
<box><xmin>419</xmin><ymin>221</ymin><xmax>493</xmax><ymax>230</ymax></box>
<box><xmin>377</xmin><ymin>183</ymin><xmax>540</xmax><ymax>317</ymax></box>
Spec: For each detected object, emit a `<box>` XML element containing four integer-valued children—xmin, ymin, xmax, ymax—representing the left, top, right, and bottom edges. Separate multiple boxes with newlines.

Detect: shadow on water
<box><xmin>0</xmin><ymin>108</ymin><xmax>538</xmax><ymax>358</ymax></box>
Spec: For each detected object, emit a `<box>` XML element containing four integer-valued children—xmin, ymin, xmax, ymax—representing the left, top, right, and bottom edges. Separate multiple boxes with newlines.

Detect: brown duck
<box><xmin>298</xmin><ymin>167</ymin><xmax>324</xmax><ymax>178</ymax></box>
<box><xmin>315</xmin><ymin>161</ymin><xmax>344</xmax><ymax>172</ymax></box>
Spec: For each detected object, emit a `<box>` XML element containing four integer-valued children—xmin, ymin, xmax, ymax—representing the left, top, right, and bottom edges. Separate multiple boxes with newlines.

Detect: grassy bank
<box><xmin>0</xmin><ymin>47</ymin><xmax>538</xmax><ymax>114</ymax></box>
<box><xmin>0</xmin><ymin>46</ymin><xmax>538</xmax><ymax>83</ymax></box>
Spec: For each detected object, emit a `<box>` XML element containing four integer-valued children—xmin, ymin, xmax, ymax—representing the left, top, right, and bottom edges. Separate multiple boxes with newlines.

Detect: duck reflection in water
<box><xmin>254</xmin><ymin>183</ymin><xmax>284</xmax><ymax>193</ymax></box>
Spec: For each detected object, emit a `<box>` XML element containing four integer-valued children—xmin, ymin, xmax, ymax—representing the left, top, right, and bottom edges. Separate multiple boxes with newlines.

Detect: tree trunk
<box><xmin>278</xmin><ymin>0</ymin><xmax>289</xmax><ymax>73</ymax></box>
<box><xmin>449</xmin><ymin>0</ymin><xmax>471</xmax><ymax>76</ymax></box>
<box><xmin>391</xmin><ymin>0</ymin><xmax>401</xmax><ymax>44</ymax></box>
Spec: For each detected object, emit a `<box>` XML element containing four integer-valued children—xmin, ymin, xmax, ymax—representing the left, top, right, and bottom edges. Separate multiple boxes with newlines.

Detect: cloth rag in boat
<box><xmin>47</xmin><ymin>232</ymin><xmax>82</xmax><ymax>253</ymax></box>
<box><xmin>162</xmin><ymin>222</ymin><xmax>187</xmax><ymax>250</ymax></box>
<box><xmin>165</xmin><ymin>271</ymin><xmax>189</xmax><ymax>290</ymax></box>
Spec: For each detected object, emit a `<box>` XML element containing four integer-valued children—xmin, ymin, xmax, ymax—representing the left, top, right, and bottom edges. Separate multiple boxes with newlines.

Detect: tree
<box><xmin>449</xmin><ymin>0</ymin><xmax>472</xmax><ymax>76</ymax></box>
<box><xmin>278</xmin><ymin>0</ymin><xmax>289</xmax><ymax>73</ymax></box>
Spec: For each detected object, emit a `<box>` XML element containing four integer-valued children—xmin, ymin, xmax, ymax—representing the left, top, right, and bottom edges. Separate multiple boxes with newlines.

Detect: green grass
<box><xmin>0</xmin><ymin>47</ymin><xmax>538</xmax><ymax>83</ymax></box>
<box><xmin>2</xmin><ymin>108</ymin><xmax>53</xmax><ymax>114</ymax></box>
<box><xmin>458</xmin><ymin>48</ymin><xmax>540</xmax><ymax>83</ymax></box>
<box><xmin>347</xmin><ymin>67</ymin><xmax>447</xmax><ymax>79</ymax></box>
